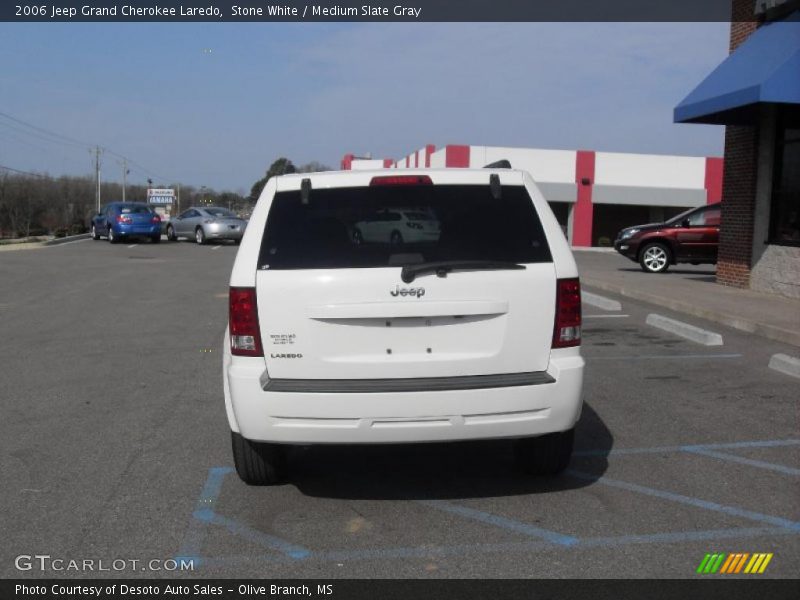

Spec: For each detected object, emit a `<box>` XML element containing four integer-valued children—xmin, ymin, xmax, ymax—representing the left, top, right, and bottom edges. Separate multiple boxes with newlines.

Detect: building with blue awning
<box><xmin>675</xmin><ymin>0</ymin><xmax>800</xmax><ymax>299</ymax></box>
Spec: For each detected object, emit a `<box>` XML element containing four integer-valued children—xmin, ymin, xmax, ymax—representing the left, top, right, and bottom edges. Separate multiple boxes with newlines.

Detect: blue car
<box><xmin>91</xmin><ymin>202</ymin><xmax>162</xmax><ymax>244</ymax></box>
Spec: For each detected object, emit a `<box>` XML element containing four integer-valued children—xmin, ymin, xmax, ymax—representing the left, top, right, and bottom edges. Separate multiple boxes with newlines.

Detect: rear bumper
<box><xmin>223</xmin><ymin>344</ymin><xmax>584</xmax><ymax>444</ymax></box>
<box><xmin>114</xmin><ymin>224</ymin><xmax>161</xmax><ymax>236</ymax></box>
<box><xmin>206</xmin><ymin>224</ymin><xmax>244</xmax><ymax>240</ymax></box>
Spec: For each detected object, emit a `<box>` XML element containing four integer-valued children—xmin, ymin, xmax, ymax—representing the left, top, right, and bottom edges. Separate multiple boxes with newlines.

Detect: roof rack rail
<box><xmin>483</xmin><ymin>159</ymin><xmax>512</xmax><ymax>169</ymax></box>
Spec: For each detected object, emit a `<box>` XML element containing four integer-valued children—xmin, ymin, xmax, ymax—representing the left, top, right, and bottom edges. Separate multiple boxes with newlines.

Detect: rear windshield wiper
<box><xmin>400</xmin><ymin>260</ymin><xmax>525</xmax><ymax>283</ymax></box>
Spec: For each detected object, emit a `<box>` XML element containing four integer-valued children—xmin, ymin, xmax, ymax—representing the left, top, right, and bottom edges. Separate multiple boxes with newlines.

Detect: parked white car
<box><xmin>353</xmin><ymin>207</ymin><xmax>440</xmax><ymax>245</ymax></box>
<box><xmin>224</xmin><ymin>169</ymin><xmax>584</xmax><ymax>484</ymax></box>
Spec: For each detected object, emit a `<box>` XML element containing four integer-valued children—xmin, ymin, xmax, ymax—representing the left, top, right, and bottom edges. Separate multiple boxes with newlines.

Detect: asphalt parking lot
<box><xmin>0</xmin><ymin>238</ymin><xmax>798</xmax><ymax>578</ymax></box>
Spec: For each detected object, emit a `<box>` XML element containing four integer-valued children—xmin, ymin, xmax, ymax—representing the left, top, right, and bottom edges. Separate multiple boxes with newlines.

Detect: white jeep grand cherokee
<box><xmin>223</xmin><ymin>168</ymin><xmax>584</xmax><ymax>485</ymax></box>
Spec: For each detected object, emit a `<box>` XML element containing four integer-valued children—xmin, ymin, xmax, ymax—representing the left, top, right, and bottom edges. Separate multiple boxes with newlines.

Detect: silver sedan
<box><xmin>166</xmin><ymin>206</ymin><xmax>247</xmax><ymax>245</ymax></box>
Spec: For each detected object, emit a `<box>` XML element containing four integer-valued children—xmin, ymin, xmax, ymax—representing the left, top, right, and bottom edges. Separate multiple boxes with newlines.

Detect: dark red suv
<box><xmin>614</xmin><ymin>203</ymin><xmax>721</xmax><ymax>273</ymax></box>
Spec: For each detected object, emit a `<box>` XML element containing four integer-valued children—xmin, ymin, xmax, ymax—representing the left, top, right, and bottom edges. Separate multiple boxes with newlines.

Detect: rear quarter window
<box><xmin>258</xmin><ymin>184</ymin><xmax>552</xmax><ymax>270</ymax></box>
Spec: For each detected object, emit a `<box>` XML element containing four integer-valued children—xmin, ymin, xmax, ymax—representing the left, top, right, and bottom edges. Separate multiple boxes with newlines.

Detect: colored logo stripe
<box><xmin>697</xmin><ymin>553</ymin><xmax>726</xmax><ymax>573</ymax></box>
<box><xmin>698</xmin><ymin>552</ymin><xmax>773</xmax><ymax>574</ymax></box>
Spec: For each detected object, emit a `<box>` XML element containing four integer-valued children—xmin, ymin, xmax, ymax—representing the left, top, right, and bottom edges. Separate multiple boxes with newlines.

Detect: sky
<box><xmin>0</xmin><ymin>22</ymin><xmax>730</xmax><ymax>192</ymax></box>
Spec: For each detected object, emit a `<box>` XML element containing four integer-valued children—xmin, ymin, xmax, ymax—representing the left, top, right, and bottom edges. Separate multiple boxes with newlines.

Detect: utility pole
<box><xmin>118</xmin><ymin>158</ymin><xmax>129</xmax><ymax>202</ymax></box>
<box><xmin>92</xmin><ymin>146</ymin><xmax>102</xmax><ymax>213</ymax></box>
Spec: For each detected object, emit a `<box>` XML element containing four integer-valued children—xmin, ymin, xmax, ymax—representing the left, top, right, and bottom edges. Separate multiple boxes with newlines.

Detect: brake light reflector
<box><xmin>369</xmin><ymin>175</ymin><xmax>432</xmax><ymax>186</ymax></box>
<box><xmin>151</xmin><ymin>215</ymin><xmax>161</xmax><ymax>223</ymax></box>
<box><xmin>553</xmin><ymin>278</ymin><xmax>581</xmax><ymax>348</ymax></box>
<box><xmin>229</xmin><ymin>287</ymin><xmax>263</xmax><ymax>357</ymax></box>
<box><xmin>116</xmin><ymin>215</ymin><xmax>132</xmax><ymax>224</ymax></box>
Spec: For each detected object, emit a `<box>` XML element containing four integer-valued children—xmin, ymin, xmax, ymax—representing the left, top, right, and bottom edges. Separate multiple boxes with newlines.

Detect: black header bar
<box><xmin>3</xmin><ymin>0</ymin><xmax>745</xmax><ymax>23</ymax></box>
<box><xmin>3</xmin><ymin>579</ymin><xmax>800</xmax><ymax>600</ymax></box>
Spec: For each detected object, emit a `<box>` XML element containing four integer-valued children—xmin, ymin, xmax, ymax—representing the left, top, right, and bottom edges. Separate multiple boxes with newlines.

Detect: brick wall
<box><xmin>716</xmin><ymin>3</ymin><xmax>759</xmax><ymax>288</ymax></box>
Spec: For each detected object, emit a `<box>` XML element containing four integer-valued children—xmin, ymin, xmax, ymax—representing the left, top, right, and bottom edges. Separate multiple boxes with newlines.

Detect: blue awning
<box><xmin>675</xmin><ymin>12</ymin><xmax>800</xmax><ymax>125</ymax></box>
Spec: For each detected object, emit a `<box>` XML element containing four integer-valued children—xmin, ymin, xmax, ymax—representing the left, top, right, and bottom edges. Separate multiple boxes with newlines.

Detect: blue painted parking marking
<box><xmin>179</xmin><ymin>436</ymin><xmax>799</xmax><ymax>569</ymax></box>
<box><xmin>177</xmin><ymin>466</ymin><xmax>309</xmax><ymax>564</ymax></box>
<box><xmin>574</xmin><ymin>437</ymin><xmax>800</xmax><ymax>457</ymax></box>
<box><xmin>418</xmin><ymin>499</ymin><xmax>578</xmax><ymax>546</ymax></box>
<box><xmin>565</xmin><ymin>470</ymin><xmax>800</xmax><ymax>532</ymax></box>
<box><xmin>206</xmin><ymin>513</ymin><xmax>309</xmax><ymax>559</ymax></box>
<box><xmin>681</xmin><ymin>446</ymin><xmax>800</xmax><ymax>476</ymax></box>
<box><xmin>192</xmin><ymin>525</ymin><xmax>798</xmax><ymax>568</ymax></box>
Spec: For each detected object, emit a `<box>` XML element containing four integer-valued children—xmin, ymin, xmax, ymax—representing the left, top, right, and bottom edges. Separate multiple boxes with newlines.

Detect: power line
<box><xmin>0</xmin><ymin>163</ymin><xmax>49</xmax><ymax>178</ymax></box>
<box><xmin>0</xmin><ymin>109</ymin><xmax>179</xmax><ymax>184</ymax></box>
<box><xmin>0</xmin><ymin>110</ymin><xmax>95</xmax><ymax>148</ymax></box>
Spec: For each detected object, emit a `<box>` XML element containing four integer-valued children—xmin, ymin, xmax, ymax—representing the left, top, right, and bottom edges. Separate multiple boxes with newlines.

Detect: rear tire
<box><xmin>352</xmin><ymin>229</ymin><xmax>363</xmax><ymax>245</ymax></box>
<box><xmin>231</xmin><ymin>431</ymin><xmax>287</xmax><ymax>485</ymax></box>
<box><xmin>639</xmin><ymin>242</ymin><xmax>670</xmax><ymax>273</ymax></box>
<box><xmin>167</xmin><ymin>225</ymin><xmax>177</xmax><ymax>241</ymax></box>
<box><xmin>513</xmin><ymin>429</ymin><xmax>574</xmax><ymax>476</ymax></box>
<box><xmin>108</xmin><ymin>227</ymin><xmax>117</xmax><ymax>244</ymax></box>
<box><xmin>390</xmin><ymin>230</ymin><xmax>403</xmax><ymax>246</ymax></box>
<box><xmin>91</xmin><ymin>225</ymin><xmax>100</xmax><ymax>240</ymax></box>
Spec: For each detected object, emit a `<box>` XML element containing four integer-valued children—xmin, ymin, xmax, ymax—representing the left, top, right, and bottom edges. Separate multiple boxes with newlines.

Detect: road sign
<box><xmin>147</xmin><ymin>188</ymin><xmax>176</xmax><ymax>205</ymax></box>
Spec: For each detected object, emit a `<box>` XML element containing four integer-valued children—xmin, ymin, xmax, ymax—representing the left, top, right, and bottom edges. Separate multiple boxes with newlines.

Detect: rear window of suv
<box><xmin>258</xmin><ymin>184</ymin><xmax>552</xmax><ymax>270</ymax></box>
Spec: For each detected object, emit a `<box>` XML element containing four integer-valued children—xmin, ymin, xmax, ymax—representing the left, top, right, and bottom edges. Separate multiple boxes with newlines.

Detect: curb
<box><xmin>768</xmin><ymin>354</ymin><xmax>800</xmax><ymax>379</ymax></box>
<box><xmin>581</xmin><ymin>277</ymin><xmax>800</xmax><ymax>348</ymax></box>
<box><xmin>44</xmin><ymin>233</ymin><xmax>92</xmax><ymax>246</ymax></box>
<box><xmin>583</xmin><ymin>291</ymin><xmax>622</xmax><ymax>311</ymax></box>
<box><xmin>646</xmin><ymin>313</ymin><xmax>723</xmax><ymax>346</ymax></box>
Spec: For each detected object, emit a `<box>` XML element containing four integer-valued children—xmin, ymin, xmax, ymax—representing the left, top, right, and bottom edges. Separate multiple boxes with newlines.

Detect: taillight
<box><xmin>370</xmin><ymin>175</ymin><xmax>432</xmax><ymax>186</ymax></box>
<box><xmin>151</xmin><ymin>215</ymin><xmax>161</xmax><ymax>224</ymax></box>
<box><xmin>553</xmin><ymin>278</ymin><xmax>581</xmax><ymax>348</ymax></box>
<box><xmin>116</xmin><ymin>215</ymin><xmax>132</xmax><ymax>224</ymax></box>
<box><xmin>229</xmin><ymin>287</ymin><xmax>263</xmax><ymax>357</ymax></box>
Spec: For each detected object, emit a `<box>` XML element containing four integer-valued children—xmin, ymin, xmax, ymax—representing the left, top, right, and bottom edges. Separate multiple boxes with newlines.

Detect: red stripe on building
<box><xmin>414</xmin><ymin>151</ymin><xmax>419</xmax><ymax>168</ymax></box>
<box><xmin>573</xmin><ymin>150</ymin><xmax>595</xmax><ymax>247</ymax></box>
<box><xmin>341</xmin><ymin>154</ymin><xmax>354</xmax><ymax>170</ymax></box>
<box><xmin>383</xmin><ymin>158</ymin><xmax>393</xmax><ymax>168</ymax></box>
<box><xmin>705</xmin><ymin>157</ymin><xmax>724</xmax><ymax>204</ymax></box>
<box><xmin>425</xmin><ymin>144</ymin><xmax>435</xmax><ymax>167</ymax></box>
<box><xmin>445</xmin><ymin>145</ymin><xmax>470</xmax><ymax>168</ymax></box>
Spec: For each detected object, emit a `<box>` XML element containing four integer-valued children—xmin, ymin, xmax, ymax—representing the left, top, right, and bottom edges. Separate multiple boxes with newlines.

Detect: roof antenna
<box><xmin>490</xmin><ymin>173</ymin><xmax>502</xmax><ymax>200</ymax></box>
<box><xmin>301</xmin><ymin>178</ymin><xmax>311</xmax><ymax>204</ymax></box>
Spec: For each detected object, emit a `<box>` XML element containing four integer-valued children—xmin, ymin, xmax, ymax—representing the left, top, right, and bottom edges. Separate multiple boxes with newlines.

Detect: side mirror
<box><xmin>681</xmin><ymin>218</ymin><xmax>691</xmax><ymax>228</ymax></box>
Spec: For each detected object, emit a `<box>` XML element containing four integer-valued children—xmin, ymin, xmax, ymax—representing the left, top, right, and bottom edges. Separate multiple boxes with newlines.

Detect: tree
<box><xmin>249</xmin><ymin>157</ymin><xmax>296</xmax><ymax>202</ymax></box>
<box><xmin>296</xmin><ymin>161</ymin><xmax>331</xmax><ymax>174</ymax></box>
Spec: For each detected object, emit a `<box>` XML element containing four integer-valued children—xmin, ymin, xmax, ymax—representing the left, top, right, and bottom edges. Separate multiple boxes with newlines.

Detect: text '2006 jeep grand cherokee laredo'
<box><xmin>224</xmin><ymin>169</ymin><xmax>584</xmax><ymax>484</ymax></box>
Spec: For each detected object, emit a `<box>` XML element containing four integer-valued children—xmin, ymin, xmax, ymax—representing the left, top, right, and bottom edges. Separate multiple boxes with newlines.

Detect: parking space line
<box><xmin>417</xmin><ymin>499</ymin><xmax>578</xmax><ymax>546</ymax></box>
<box><xmin>205</xmin><ymin>513</ymin><xmax>310</xmax><ymax>559</ymax></box>
<box><xmin>212</xmin><ymin>245</ymin><xmax>221</xmax><ymax>250</ymax></box>
<box><xmin>586</xmin><ymin>353</ymin><xmax>741</xmax><ymax>361</ymax></box>
<box><xmin>681</xmin><ymin>447</ymin><xmax>800</xmax><ymax>477</ymax></box>
<box><xmin>565</xmin><ymin>470</ymin><xmax>800</xmax><ymax>532</ymax></box>
<box><xmin>127</xmin><ymin>244</ymin><xmax>137</xmax><ymax>248</ymax></box>
<box><xmin>193</xmin><ymin>526</ymin><xmax>798</xmax><ymax>568</ymax></box>
<box><xmin>178</xmin><ymin>467</ymin><xmax>309</xmax><ymax>563</ymax></box>
<box><xmin>179</xmin><ymin>464</ymin><xmax>800</xmax><ymax>570</ymax></box>
<box><xmin>177</xmin><ymin>467</ymin><xmax>232</xmax><ymax>563</ymax></box>
<box><xmin>574</xmin><ymin>438</ymin><xmax>800</xmax><ymax>457</ymax></box>
<box><xmin>584</xmin><ymin>314</ymin><xmax>630</xmax><ymax>319</ymax></box>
